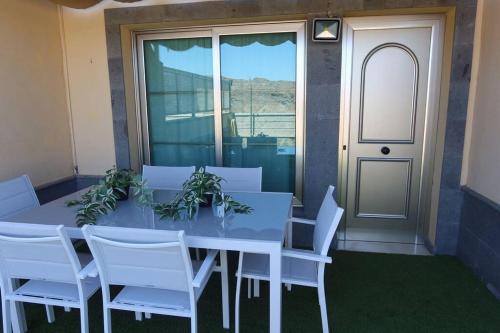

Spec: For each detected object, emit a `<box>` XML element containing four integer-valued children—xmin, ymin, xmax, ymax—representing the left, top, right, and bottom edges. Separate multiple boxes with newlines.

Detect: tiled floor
<box><xmin>337</xmin><ymin>240</ymin><xmax>431</xmax><ymax>255</ymax></box>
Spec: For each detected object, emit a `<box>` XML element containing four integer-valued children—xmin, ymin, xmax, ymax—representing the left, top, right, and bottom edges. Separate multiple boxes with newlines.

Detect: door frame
<box><xmin>338</xmin><ymin>14</ymin><xmax>447</xmax><ymax>244</ymax></box>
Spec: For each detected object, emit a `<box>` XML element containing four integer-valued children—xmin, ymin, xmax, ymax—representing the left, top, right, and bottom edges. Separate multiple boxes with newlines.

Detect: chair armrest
<box><xmin>77</xmin><ymin>260</ymin><xmax>99</xmax><ymax>279</ymax></box>
<box><xmin>282</xmin><ymin>249</ymin><xmax>332</xmax><ymax>263</ymax></box>
<box><xmin>192</xmin><ymin>249</ymin><xmax>218</xmax><ymax>288</ymax></box>
<box><xmin>289</xmin><ymin>217</ymin><xmax>316</xmax><ymax>225</ymax></box>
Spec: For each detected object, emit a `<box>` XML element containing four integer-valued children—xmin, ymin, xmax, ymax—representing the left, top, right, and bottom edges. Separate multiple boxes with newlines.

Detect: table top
<box><xmin>7</xmin><ymin>189</ymin><xmax>293</xmax><ymax>244</ymax></box>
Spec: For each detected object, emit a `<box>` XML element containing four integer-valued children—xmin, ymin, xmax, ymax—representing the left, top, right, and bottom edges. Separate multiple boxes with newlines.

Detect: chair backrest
<box><xmin>205</xmin><ymin>166</ymin><xmax>262</xmax><ymax>192</ymax></box>
<box><xmin>82</xmin><ymin>225</ymin><xmax>193</xmax><ymax>292</ymax></box>
<box><xmin>0</xmin><ymin>222</ymin><xmax>81</xmax><ymax>285</ymax></box>
<box><xmin>0</xmin><ymin>175</ymin><xmax>39</xmax><ymax>219</ymax></box>
<box><xmin>313</xmin><ymin>186</ymin><xmax>344</xmax><ymax>255</ymax></box>
<box><xmin>142</xmin><ymin>165</ymin><xmax>195</xmax><ymax>190</ymax></box>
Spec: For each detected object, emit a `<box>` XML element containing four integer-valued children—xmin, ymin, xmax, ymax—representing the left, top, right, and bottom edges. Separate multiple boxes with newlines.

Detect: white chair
<box><xmin>205</xmin><ymin>166</ymin><xmax>262</xmax><ymax>192</ymax></box>
<box><xmin>82</xmin><ymin>225</ymin><xmax>224</xmax><ymax>333</ymax></box>
<box><xmin>234</xmin><ymin>186</ymin><xmax>344</xmax><ymax>333</ymax></box>
<box><xmin>0</xmin><ymin>175</ymin><xmax>62</xmax><ymax>332</ymax></box>
<box><xmin>0</xmin><ymin>175</ymin><xmax>39</xmax><ymax>219</ymax></box>
<box><xmin>0</xmin><ymin>222</ymin><xmax>100</xmax><ymax>333</ymax></box>
<box><xmin>206</xmin><ymin>167</ymin><xmax>263</xmax><ymax>297</ymax></box>
<box><xmin>142</xmin><ymin>165</ymin><xmax>195</xmax><ymax>190</ymax></box>
<box><xmin>205</xmin><ymin>166</ymin><xmax>263</xmax><ymax>296</ymax></box>
<box><xmin>142</xmin><ymin>166</ymin><xmax>201</xmax><ymax>260</ymax></box>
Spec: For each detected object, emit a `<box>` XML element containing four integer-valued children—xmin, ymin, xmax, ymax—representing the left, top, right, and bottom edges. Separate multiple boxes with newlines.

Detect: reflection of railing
<box><xmin>229</xmin><ymin>112</ymin><xmax>295</xmax><ymax>138</ymax></box>
<box><xmin>162</xmin><ymin>111</ymin><xmax>296</xmax><ymax>139</ymax></box>
<box><xmin>164</xmin><ymin>111</ymin><xmax>213</xmax><ymax>121</ymax></box>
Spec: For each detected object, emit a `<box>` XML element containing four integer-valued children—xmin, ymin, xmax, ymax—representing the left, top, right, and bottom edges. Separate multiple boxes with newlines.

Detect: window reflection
<box><xmin>142</xmin><ymin>32</ymin><xmax>299</xmax><ymax>194</ymax></box>
<box><xmin>220</xmin><ymin>33</ymin><xmax>297</xmax><ymax>193</ymax></box>
<box><xmin>144</xmin><ymin>38</ymin><xmax>216</xmax><ymax>167</ymax></box>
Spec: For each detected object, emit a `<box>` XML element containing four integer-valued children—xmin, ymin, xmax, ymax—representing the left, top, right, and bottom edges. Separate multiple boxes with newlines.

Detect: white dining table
<box><xmin>7</xmin><ymin>189</ymin><xmax>293</xmax><ymax>333</ymax></box>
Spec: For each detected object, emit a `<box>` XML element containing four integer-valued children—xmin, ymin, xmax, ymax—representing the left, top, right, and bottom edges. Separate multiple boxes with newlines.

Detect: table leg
<box><xmin>220</xmin><ymin>250</ymin><xmax>230</xmax><ymax>329</ymax></box>
<box><xmin>269</xmin><ymin>245</ymin><xmax>282</xmax><ymax>333</ymax></box>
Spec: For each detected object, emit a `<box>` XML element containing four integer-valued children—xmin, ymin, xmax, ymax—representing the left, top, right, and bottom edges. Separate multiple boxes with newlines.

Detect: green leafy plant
<box><xmin>153</xmin><ymin>167</ymin><xmax>253</xmax><ymax>220</ymax></box>
<box><xmin>214</xmin><ymin>192</ymin><xmax>253</xmax><ymax>214</ymax></box>
<box><xmin>183</xmin><ymin>167</ymin><xmax>223</xmax><ymax>205</ymax></box>
<box><xmin>67</xmin><ymin>167</ymin><xmax>252</xmax><ymax>225</ymax></box>
<box><xmin>66</xmin><ymin>167</ymin><xmax>150</xmax><ymax>226</ymax></box>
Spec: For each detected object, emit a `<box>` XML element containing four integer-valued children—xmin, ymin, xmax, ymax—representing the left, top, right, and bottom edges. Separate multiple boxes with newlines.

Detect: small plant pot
<box><xmin>114</xmin><ymin>186</ymin><xmax>130</xmax><ymax>201</ymax></box>
<box><xmin>200</xmin><ymin>193</ymin><xmax>213</xmax><ymax>207</ymax></box>
<box><xmin>213</xmin><ymin>204</ymin><xmax>225</xmax><ymax>218</ymax></box>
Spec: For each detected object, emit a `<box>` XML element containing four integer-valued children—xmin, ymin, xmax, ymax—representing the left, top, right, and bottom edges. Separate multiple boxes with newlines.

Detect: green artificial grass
<box><xmin>15</xmin><ymin>251</ymin><xmax>500</xmax><ymax>332</ymax></box>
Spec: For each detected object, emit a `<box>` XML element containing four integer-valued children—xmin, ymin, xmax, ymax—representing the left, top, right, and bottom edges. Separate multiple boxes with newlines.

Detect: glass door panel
<box><xmin>143</xmin><ymin>37</ymin><xmax>215</xmax><ymax>167</ymax></box>
<box><xmin>219</xmin><ymin>33</ymin><xmax>297</xmax><ymax>193</ymax></box>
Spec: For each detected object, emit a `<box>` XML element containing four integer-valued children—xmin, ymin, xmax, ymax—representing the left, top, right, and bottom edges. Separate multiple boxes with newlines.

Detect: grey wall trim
<box><xmin>457</xmin><ymin>187</ymin><xmax>500</xmax><ymax>298</ymax></box>
<box><xmin>104</xmin><ymin>0</ymin><xmax>476</xmax><ymax>252</ymax></box>
<box><xmin>434</xmin><ymin>2</ymin><xmax>477</xmax><ymax>255</ymax></box>
<box><xmin>462</xmin><ymin>186</ymin><xmax>500</xmax><ymax>212</ymax></box>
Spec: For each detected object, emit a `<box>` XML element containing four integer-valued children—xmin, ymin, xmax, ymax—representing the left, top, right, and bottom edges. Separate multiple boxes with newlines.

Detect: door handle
<box><xmin>381</xmin><ymin>146</ymin><xmax>390</xmax><ymax>155</ymax></box>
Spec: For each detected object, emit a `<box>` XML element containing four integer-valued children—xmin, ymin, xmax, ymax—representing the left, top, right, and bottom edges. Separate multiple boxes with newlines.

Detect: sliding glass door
<box><xmin>137</xmin><ymin>23</ymin><xmax>305</xmax><ymax>196</ymax></box>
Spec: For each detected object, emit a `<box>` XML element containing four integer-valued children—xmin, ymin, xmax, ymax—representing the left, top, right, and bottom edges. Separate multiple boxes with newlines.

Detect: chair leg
<box><xmin>15</xmin><ymin>302</ymin><xmax>28</xmax><ymax>332</ymax></box>
<box><xmin>134</xmin><ymin>312</ymin><xmax>142</xmax><ymax>321</ymax></box>
<box><xmin>247</xmin><ymin>279</ymin><xmax>252</xmax><ymax>299</ymax></box>
<box><xmin>190</xmin><ymin>310</ymin><xmax>197</xmax><ymax>333</ymax></box>
<box><xmin>45</xmin><ymin>305</ymin><xmax>55</xmax><ymax>323</ymax></box>
<box><xmin>253</xmin><ymin>279</ymin><xmax>260</xmax><ymax>297</ymax></box>
<box><xmin>235</xmin><ymin>252</ymin><xmax>244</xmax><ymax>333</ymax></box>
<box><xmin>103</xmin><ymin>307</ymin><xmax>112</xmax><ymax>333</ymax></box>
<box><xmin>318</xmin><ymin>281</ymin><xmax>329</xmax><ymax>333</ymax></box>
<box><xmin>2</xmin><ymin>296</ymin><xmax>12</xmax><ymax>333</ymax></box>
<box><xmin>11</xmin><ymin>301</ymin><xmax>25</xmax><ymax>333</ymax></box>
<box><xmin>285</xmin><ymin>212</ymin><xmax>293</xmax><ymax>292</ymax></box>
<box><xmin>80</xmin><ymin>303</ymin><xmax>89</xmax><ymax>333</ymax></box>
<box><xmin>12</xmin><ymin>279</ymin><xmax>27</xmax><ymax>333</ymax></box>
<box><xmin>195</xmin><ymin>248</ymin><xmax>201</xmax><ymax>261</ymax></box>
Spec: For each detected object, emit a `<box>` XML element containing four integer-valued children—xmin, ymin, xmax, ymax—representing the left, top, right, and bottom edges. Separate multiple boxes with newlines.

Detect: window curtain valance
<box><xmin>221</xmin><ymin>33</ymin><xmax>296</xmax><ymax>47</ymax></box>
<box><xmin>49</xmin><ymin>0</ymin><xmax>142</xmax><ymax>9</ymax></box>
<box><xmin>144</xmin><ymin>33</ymin><xmax>296</xmax><ymax>53</ymax></box>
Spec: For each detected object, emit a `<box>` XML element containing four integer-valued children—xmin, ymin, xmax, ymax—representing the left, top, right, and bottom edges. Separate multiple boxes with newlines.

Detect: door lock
<box><xmin>381</xmin><ymin>146</ymin><xmax>390</xmax><ymax>155</ymax></box>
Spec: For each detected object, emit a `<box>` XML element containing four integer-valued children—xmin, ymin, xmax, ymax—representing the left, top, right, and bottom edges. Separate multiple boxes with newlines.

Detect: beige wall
<box><xmin>61</xmin><ymin>0</ymin><xmax>212</xmax><ymax>175</ymax></box>
<box><xmin>0</xmin><ymin>0</ymin><xmax>74</xmax><ymax>187</ymax></box>
<box><xmin>61</xmin><ymin>5</ymin><xmax>116</xmax><ymax>175</ymax></box>
<box><xmin>461</xmin><ymin>0</ymin><xmax>500</xmax><ymax>204</ymax></box>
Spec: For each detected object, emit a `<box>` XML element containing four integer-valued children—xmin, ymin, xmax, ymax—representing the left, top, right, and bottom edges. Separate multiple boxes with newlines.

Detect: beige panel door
<box><xmin>342</xmin><ymin>16</ymin><xmax>443</xmax><ymax>243</ymax></box>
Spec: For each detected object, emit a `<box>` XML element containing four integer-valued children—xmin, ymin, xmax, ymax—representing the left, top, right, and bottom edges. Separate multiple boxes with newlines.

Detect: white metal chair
<box><xmin>82</xmin><ymin>225</ymin><xmax>223</xmax><ymax>333</ymax></box>
<box><xmin>142</xmin><ymin>165</ymin><xmax>202</xmax><ymax>261</ymax></box>
<box><xmin>0</xmin><ymin>222</ymin><xmax>100</xmax><ymax>333</ymax></box>
<box><xmin>0</xmin><ymin>175</ymin><xmax>63</xmax><ymax>332</ymax></box>
<box><xmin>206</xmin><ymin>167</ymin><xmax>263</xmax><ymax>297</ymax></box>
<box><xmin>0</xmin><ymin>175</ymin><xmax>39</xmax><ymax>219</ymax></box>
<box><xmin>142</xmin><ymin>165</ymin><xmax>195</xmax><ymax>190</ymax></box>
<box><xmin>205</xmin><ymin>166</ymin><xmax>262</xmax><ymax>192</ymax></box>
<box><xmin>234</xmin><ymin>186</ymin><xmax>344</xmax><ymax>333</ymax></box>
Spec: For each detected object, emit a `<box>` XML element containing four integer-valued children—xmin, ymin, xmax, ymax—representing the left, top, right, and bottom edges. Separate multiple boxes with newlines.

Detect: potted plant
<box><xmin>153</xmin><ymin>167</ymin><xmax>253</xmax><ymax>220</ymax></box>
<box><xmin>103</xmin><ymin>167</ymin><xmax>135</xmax><ymax>200</ymax></box>
<box><xmin>182</xmin><ymin>168</ymin><xmax>222</xmax><ymax>207</ymax></box>
<box><xmin>66</xmin><ymin>167</ymin><xmax>150</xmax><ymax>226</ymax></box>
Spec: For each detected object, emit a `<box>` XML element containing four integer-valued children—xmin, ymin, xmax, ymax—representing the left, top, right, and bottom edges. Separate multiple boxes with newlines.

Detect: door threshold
<box><xmin>337</xmin><ymin>240</ymin><xmax>431</xmax><ymax>256</ymax></box>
